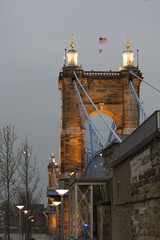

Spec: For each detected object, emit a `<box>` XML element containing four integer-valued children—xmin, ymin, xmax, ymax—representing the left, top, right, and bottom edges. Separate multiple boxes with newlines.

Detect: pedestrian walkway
<box><xmin>0</xmin><ymin>234</ymin><xmax>97</xmax><ymax>240</ymax></box>
<box><xmin>64</xmin><ymin>236</ymin><xmax>97</xmax><ymax>240</ymax></box>
<box><xmin>0</xmin><ymin>234</ymin><xmax>53</xmax><ymax>240</ymax></box>
<box><xmin>32</xmin><ymin>234</ymin><xmax>53</xmax><ymax>240</ymax></box>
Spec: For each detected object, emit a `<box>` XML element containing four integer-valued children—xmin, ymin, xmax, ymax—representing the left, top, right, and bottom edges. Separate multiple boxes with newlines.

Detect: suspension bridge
<box><xmin>46</xmin><ymin>37</ymin><xmax>160</xmax><ymax>239</ymax></box>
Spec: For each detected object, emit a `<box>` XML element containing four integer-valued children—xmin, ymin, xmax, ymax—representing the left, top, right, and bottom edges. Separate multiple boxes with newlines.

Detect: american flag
<box><xmin>99</xmin><ymin>37</ymin><xmax>107</xmax><ymax>44</ymax></box>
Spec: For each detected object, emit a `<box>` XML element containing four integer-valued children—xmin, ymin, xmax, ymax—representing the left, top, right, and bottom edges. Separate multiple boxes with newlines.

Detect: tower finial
<box><xmin>125</xmin><ymin>34</ymin><xmax>130</xmax><ymax>50</ymax></box>
<box><xmin>70</xmin><ymin>34</ymin><xmax>75</xmax><ymax>49</ymax></box>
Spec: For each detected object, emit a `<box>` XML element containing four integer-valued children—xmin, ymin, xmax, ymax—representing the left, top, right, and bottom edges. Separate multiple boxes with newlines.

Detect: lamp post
<box><xmin>84</xmin><ymin>223</ymin><xmax>88</xmax><ymax>240</ymax></box>
<box><xmin>31</xmin><ymin>219</ymin><xmax>34</xmax><ymax>237</ymax></box>
<box><xmin>24</xmin><ymin>210</ymin><xmax>29</xmax><ymax>240</ymax></box>
<box><xmin>16</xmin><ymin>205</ymin><xmax>24</xmax><ymax>240</ymax></box>
<box><xmin>56</xmin><ymin>190</ymin><xmax>68</xmax><ymax>240</ymax></box>
<box><xmin>53</xmin><ymin>201</ymin><xmax>61</xmax><ymax>240</ymax></box>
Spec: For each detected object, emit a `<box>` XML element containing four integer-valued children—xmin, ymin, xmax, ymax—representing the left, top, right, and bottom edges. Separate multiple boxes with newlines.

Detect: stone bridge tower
<box><xmin>58</xmin><ymin>37</ymin><xmax>142</xmax><ymax>177</ymax></box>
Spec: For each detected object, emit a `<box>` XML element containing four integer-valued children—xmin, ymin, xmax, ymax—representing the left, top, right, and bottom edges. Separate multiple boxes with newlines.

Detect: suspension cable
<box><xmin>53</xmin><ymin>166</ymin><xmax>58</xmax><ymax>189</ymax></box>
<box><xmin>129</xmin><ymin>71</ymin><xmax>160</xmax><ymax>93</ymax></box>
<box><xmin>129</xmin><ymin>80</ymin><xmax>148</xmax><ymax>120</ymax></box>
<box><xmin>73</xmin><ymin>79</ymin><xmax>106</xmax><ymax>148</ymax></box>
<box><xmin>73</xmin><ymin>71</ymin><xmax>122</xmax><ymax>143</ymax></box>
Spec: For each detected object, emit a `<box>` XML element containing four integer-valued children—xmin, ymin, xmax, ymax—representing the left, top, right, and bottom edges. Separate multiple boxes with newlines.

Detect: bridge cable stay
<box><xmin>73</xmin><ymin>79</ymin><xmax>108</xmax><ymax>169</ymax></box>
<box><xmin>129</xmin><ymin>81</ymin><xmax>146</xmax><ymax>124</ymax></box>
<box><xmin>75</xmin><ymin>80</ymin><xmax>108</xmax><ymax>151</ymax></box>
<box><xmin>107</xmin><ymin>121</ymin><xmax>116</xmax><ymax>143</ymax></box>
<box><xmin>128</xmin><ymin>82</ymin><xmax>142</xmax><ymax>125</ymax></box>
<box><xmin>129</xmin><ymin>71</ymin><xmax>160</xmax><ymax>93</ymax></box>
<box><xmin>73</xmin><ymin>79</ymin><xmax>106</xmax><ymax>149</ymax></box>
<box><xmin>73</xmin><ymin>71</ymin><xmax>122</xmax><ymax>143</ymax></box>
<box><xmin>129</xmin><ymin>80</ymin><xmax>148</xmax><ymax>121</ymax></box>
<box><xmin>53</xmin><ymin>166</ymin><xmax>58</xmax><ymax>189</ymax></box>
<box><xmin>76</xmin><ymin>87</ymin><xmax>86</xmax><ymax>129</ymax></box>
<box><xmin>128</xmin><ymin>82</ymin><xmax>138</xmax><ymax>126</ymax></box>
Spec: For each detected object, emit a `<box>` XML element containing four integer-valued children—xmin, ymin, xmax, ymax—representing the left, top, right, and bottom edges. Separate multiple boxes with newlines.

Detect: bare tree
<box><xmin>18</xmin><ymin>137</ymin><xmax>42</xmax><ymax>239</ymax></box>
<box><xmin>0</xmin><ymin>125</ymin><xmax>20</xmax><ymax>240</ymax></box>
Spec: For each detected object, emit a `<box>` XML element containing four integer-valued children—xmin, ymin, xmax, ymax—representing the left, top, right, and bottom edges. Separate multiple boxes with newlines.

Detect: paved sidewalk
<box><xmin>0</xmin><ymin>234</ymin><xmax>97</xmax><ymax>240</ymax></box>
<box><xmin>0</xmin><ymin>234</ymin><xmax>53</xmax><ymax>240</ymax></box>
<box><xmin>32</xmin><ymin>234</ymin><xmax>53</xmax><ymax>240</ymax></box>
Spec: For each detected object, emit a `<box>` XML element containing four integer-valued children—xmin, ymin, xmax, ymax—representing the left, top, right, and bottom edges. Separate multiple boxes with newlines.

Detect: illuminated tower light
<box><xmin>122</xmin><ymin>34</ymin><xmax>134</xmax><ymax>67</ymax></box>
<box><xmin>67</xmin><ymin>34</ymin><xmax>79</xmax><ymax>66</ymax></box>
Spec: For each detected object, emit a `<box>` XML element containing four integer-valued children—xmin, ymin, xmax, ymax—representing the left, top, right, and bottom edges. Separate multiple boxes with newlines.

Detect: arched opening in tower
<box><xmin>83</xmin><ymin>113</ymin><xmax>116</xmax><ymax>170</ymax></box>
<box><xmin>85</xmin><ymin>113</ymin><xmax>116</xmax><ymax>146</ymax></box>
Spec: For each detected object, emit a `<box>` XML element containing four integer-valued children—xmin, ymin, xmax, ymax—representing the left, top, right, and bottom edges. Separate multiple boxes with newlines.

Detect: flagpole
<box><xmin>99</xmin><ymin>35</ymin><xmax>101</xmax><ymax>70</ymax></box>
<box><xmin>99</xmin><ymin>35</ymin><xmax>107</xmax><ymax>70</ymax></box>
<box><xmin>99</xmin><ymin>45</ymin><xmax>102</xmax><ymax>70</ymax></box>
<box><xmin>137</xmin><ymin>49</ymin><xmax>139</xmax><ymax>68</ymax></box>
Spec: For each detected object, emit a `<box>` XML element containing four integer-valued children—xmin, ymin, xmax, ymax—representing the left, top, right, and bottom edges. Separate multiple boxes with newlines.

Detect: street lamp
<box><xmin>16</xmin><ymin>205</ymin><xmax>24</xmax><ymax>240</ymax></box>
<box><xmin>56</xmin><ymin>190</ymin><xmax>68</xmax><ymax>240</ymax></box>
<box><xmin>30</xmin><ymin>218</ymin><xmax>34</xmax><ymax>237</ymax></box>
<box><xmin>53</xmin><ymin>201</ymin><xmax>61</xmax><ymax>240</ymax></box>
<box><xmin>24</xmin><ymin>210</ymin><xmax>29</xmax><ymax>214</ymax></box>
<box><xmin>24</xmin><ymin>210</ymin><xmax>29</xmax><ymax>239</ymax></box>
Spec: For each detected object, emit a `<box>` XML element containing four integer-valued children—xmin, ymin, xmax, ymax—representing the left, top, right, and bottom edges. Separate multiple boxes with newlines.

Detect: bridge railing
<box><xmin>82</xmin><ymin>71</ymin><xmax>120</xmax><ymax>77</ymax></box>
<box><xmin>68</xmin><ymin>170</ymin><xmax>113</xmax><ymax>186</ymax></box>
<box><xmin>59</xmin><ymin>70</ymin><xmax>121</xmax><ymax>78</ymax></box>
<box><xmin>114</xmin><ymin>110</ymin><xmax>160</xmax><ymax>162</ymax></box>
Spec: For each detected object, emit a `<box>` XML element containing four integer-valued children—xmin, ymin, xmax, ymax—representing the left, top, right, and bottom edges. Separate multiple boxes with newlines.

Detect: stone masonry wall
<box><xmin>130</xmin><ymin>138</ymin><xmax>160</xmax><ymax>240</ymax></box>
<box><xmin>97</xmin><ymin>202</ymin><xmax>111</xmax><ymax>240</ymax></box>
<box><xmin>112</xmin><ymin>156</ymin><xmax>132</xmax><ymax>240</ymax></box>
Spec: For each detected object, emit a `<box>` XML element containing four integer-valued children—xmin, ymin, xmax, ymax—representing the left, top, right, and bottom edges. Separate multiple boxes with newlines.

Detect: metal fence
<box><xmin>68</xmin><ymin>170</ymin><xmax>113</xmax><ymax>186</ymax></box>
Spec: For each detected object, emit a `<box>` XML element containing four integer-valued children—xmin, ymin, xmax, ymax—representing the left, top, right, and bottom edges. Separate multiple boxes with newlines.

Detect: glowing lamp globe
<box><xmin>123</xmin><ymin>51</ymin><xmax>134</xmax><ymax>67</ymax></box>
<box><xmin>67</xmin><ymin>49</ymin><xmax>78</xmax><ymax>66</ymax></box>
<box><xmin>16</xmin><ymin>205</ymin><xmax>24</xmax><ymax>210</ymax></box>
<box><xmin>56</xmin><ymin>189</ymin><xmax>68</xmax><ymax>197</ymax></box>
<box><xmin>53</xmin><ymin>201</ymin><xmax>61</xmax><ymax>207</ymax></box>
<box><xmin>24</xmin><ymin>210</ymin><xmax>29</xmax><ymax>214</ymax></box>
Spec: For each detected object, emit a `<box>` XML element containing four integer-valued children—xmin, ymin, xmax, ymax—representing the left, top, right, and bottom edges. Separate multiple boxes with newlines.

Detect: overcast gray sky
<box><xmin>0</xmin><ymin>0</ymin><xmax>160</xmax><ymax>204</ymax></box>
